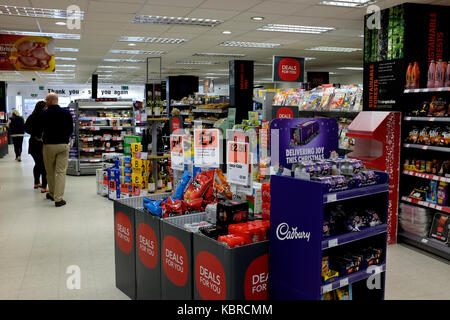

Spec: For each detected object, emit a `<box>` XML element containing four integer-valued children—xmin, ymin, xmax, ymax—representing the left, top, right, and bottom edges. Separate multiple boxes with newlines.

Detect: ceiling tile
<box><xmin>187</xmin><ymin>8</ymin><xmax>241</xmax><ymax>20</ymax></box>
<box><xmin>87</xmin><ymin>1</ymin><xmax>143</xmax><ymax>13</ymax></box>
<box><xmin>200</xmin><ymin>0</ymin><xmax>263</xmax><ymax>11</ymax></box>
<box><xmin>248</xmin><ymin>2</ymin><xmax>311</xmax><ymax>15</ymax></box>
<box><xmin>145</xmin><ymin>0</ymin><xmax>205</xmax><ymax>7</ymax></box>
<box><xmin>138</xmin><ymin>5</ymin><xmax>194</xmax><ymax>16</ymax></box>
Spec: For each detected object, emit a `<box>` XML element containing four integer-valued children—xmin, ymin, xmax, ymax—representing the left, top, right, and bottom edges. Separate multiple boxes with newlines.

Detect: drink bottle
<box><xmin>405</xmin><ymin>62</ymin><xmax>413</xmax><ymax>89</ymax></box>
<box><xmin>427</xmin><ymin>60</ymin><xmax>436</xmax><ymax>88</ymax></box>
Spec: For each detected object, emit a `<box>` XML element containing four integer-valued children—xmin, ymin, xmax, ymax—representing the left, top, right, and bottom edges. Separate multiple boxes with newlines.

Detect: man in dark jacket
<box><xmin>36</xmin><ymin>92</ymin><xmax>73</xmax><ymax>207</ymax></box>
<box><xmin>7</xmin><ymin>109</ymin><xmax>25</xmax><ymax>161</ymax></box>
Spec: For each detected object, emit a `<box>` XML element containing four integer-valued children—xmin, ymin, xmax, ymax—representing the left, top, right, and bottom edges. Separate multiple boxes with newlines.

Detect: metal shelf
<box><xmin>80</xmin><ymin>136</ymin><xmax>124</xmax><ymax>142</ymax></box>
<box><xmin>192</xmin><ymin>109</ymin><xmax>227</xmax><ymax>114</ymax></box>
<box><xmin>323</xmin><ymin>183</ymin><xmax>389</xmax><ymax>203</ymax></box>
<box><xmin>404</xmin><ymin>87</ymin><xmax>450</xmax><ymax>94</ymax></box>
<box><xmin>79</xmin><ymin>126</ymin><xmax>135</xmax><ymax>130</ymax></box>
<box><xmin>398</xmin><ymin>231</ymin><xmax>450</xmax><ymax>260</ymax></box>
<box><xmin>400</xmin><ymin>196</ymin><xmax>450</xmax><ymax>214</ymax></box>
<box><xmin>78</xmin><ymin>117</ymin><xmax>134</xmax><ymax>121</ymax></box>
<box><xmin>147</xmin><ymin>117</ymin><xmax>170</xmax><ymax>121</ymax></box>
<box><xmin>321</xmin><ymin>264</ymin><xmax>386</xmax><ymax>295</ymax></box>
<box><xmin>403</xmin><ymin>143</ymin><xmax>450</xmax><ymax>153</ymax></box>
<box><xmin>404</xmin><ymin>116</ymin><xmax>450</xmax><ymax>122</ymax></box>
<box><xmin>402</xmin><ymin>169</ymin><xmax>450</xmax><ymax>183</ymax></box>
<box><xmin>322</xmin><ymin>224</ymin><xmax>388</xmax><ymax>250</ymax></box>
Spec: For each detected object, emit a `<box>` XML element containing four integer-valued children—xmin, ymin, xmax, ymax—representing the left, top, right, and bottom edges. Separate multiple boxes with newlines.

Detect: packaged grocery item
<box><xmin>346</xmin><ymin>214</ymin><xmax>365</xmax><ymax>232</ymax></box>
<box><xmin>143</xmin><ymin>198</ymin><xmax>164</xmax><ymax>217</ymax></box>
<box><xmin>439</xmin><ymin>127</ymin><xmax>449</xmax><ymax>146</ymax></box>
<box><xmin>428</xmin><ymin>127</ymin><xmax>442</xmax><ymax>145</ymax></box>
<box><xmin>409</xmin><ymin>185</ymin><xmax>428</xmax><ymax>201</ymax></box>
<box><xmin>427</xmin><ymin>180</ymin><xmax>439</xmax><ymax>204</ymax></box>
<box><xmin>418</xmin><ymin>127</ymin><xmax>430</xmax><ymax>144</ymax></box>
<box><xmin>174</xmin><ymin>171</ymin><xmax>191</xmax><ymax>200</ymax></box>
<box><xmin>217</xmin><ymin>199</ymin><xmax>249</xmax><ymax>228</ymax></box>
<box><xmin>429</xmin><ymin>213</ymin><xmax>449</xmax><ymax>243</ymax></box>
<box><xmin>340</xmin><ymin>159</ymin><xmax>364</xmax><ymax>175</ymax></box>
<box><xmin>321</xmin><ymin>256</ymin><xmax>339</xmax><ymax>284</ymax></box>
<box><xmin>184</xmin><ymin>198</ymin><xmax>205</xmax><ymax>212</ymax></box>
<box><xmin>428</xmin><ymin>99</ymin><xmax>447</xmax><ymax>116</ymax></box>
<box><xmin>184</xmin><ymin>221</ymin><xmax>213</xmax><ymax>233</ymax></box>
<box><xmin>315</xmin><ymin>160</ymin><xmax>332</xmax><ymax>176</ymax></box>
<box><xmin>199</xmin><ymin>225</ymin><xmax>228</xmax><ymax>240</ymax></box>
<box><xmin>365</xmin><ymin>209</ymin><xmax>382</xmax><ymax>227</ymax></box>
<box><xmin>183</xmin><ymin>172</ymin><xmax>212</xmax><ymax>201</ymax></box>
<box><xmin>406</xmin><ymin>127</ymin><xmax>419</xmax><ymax>144</ymax></box>
<box><xmin>437</xmin><ymin>182</ymin><xmax>448</xmax><ymax>206</ymax></box>
<box><xmin>218</xmin><ymin>234</ymin><xmax>246</xmax><ymax>248</ymax></box>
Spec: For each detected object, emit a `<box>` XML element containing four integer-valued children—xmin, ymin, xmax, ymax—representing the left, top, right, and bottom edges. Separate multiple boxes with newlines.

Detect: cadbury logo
<box><xmin>275</xmin><ymin>223</ymin><xmax>310</xmax><ymax>242</ymax></box>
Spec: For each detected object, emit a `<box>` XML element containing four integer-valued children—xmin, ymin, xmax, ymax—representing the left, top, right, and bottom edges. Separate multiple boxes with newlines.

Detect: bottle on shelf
<box><xmin>165</xmin><ymin>165</ymin><xmax>172</xmax><ymax>192</ymax></box>
<box><xmin>445</xmin><ymin>61</ymin><xmax>450</xmax><ymax>87</ymax></box>
<box><xmin>412</xmin><ymin>61</ymin><xmax>420</xmax><ymax>89</ymax></box>
<box><xmin>405</xmin><ymin>62</ymin><xmax>413</xmax><ymax>89</ymax></box>
<box><xmin>157</xmin><ymin>163</ymin><xmax>163</xmax><ymax>189</ymax></box>
<box><xmin>427</xmin><ymin>60</ymin><xmax>436</xmax><ymax>88</ymax></box>
<box><xmin>148</xmin><ymin>171</ymin><xmax>156</xmax><ymax>193</ymax></box>
<box><xmin>435</xmin><ymin>59</ymin><xmax>445</xmax><ymax>88</ymax></box>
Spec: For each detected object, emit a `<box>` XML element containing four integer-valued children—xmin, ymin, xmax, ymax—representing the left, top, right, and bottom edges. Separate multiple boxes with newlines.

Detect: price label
<box><xmin>227</xmin><ymin>141</ymin><xmax>249</xmax><ymax>186</ymax></box>
<box><xmin>421</xmin><ymin>238</ymin><xmax>428</xmax><ymax>244</ymax></box>
<box><xmin>140</xmin><ymin>152</ymin><xmax>148</xmax><ymax>160</ymax></box>
<box><xmin>94</xmin><ymin>126</ymin><xmax>100</xmax><ymax>131</ymax></box>
<box><xmin>322</xmin><ymin>284</ymin><xmax>332</xmax><ymax>294</ymax></box>
<box><xmin>170</xmin><ymin>134</ymin><xmax>184</xmax><ymax>171</ymax></box>
<box><xmin>339</xmin><ymin>278</ymin><xmax>349</xmax><ymax>287</ymax></box>
<box><xmin>328</xmin><ymin>238</ymin><xmax>338</xmax><ymax>248</ymax></box>
<box><xmin>194</xmin><ymin>129</ymin><xmax>220</xmax><ymax>168</ymax></box>
<box><xmin>109</xmin><ymin>180</ymin><xmax>116</xmax><ymax>190</ymax></box>
<box><xmin>327</xmin><ymin>194</ymin><xmax>337</xmax><ymax>203</ymax></box>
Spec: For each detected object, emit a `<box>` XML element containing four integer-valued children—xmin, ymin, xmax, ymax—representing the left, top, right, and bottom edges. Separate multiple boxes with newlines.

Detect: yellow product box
<box><xmin>130</xmin><ymin>143</ymin><xmax>141</xmax><ymax>158</ymax></box>
<box><xmin>132</xmin><ymin>173</ymin><xmax>142</xmax><ymax>185</ymax></box>
<box><xmin>131</xmin><ymin>159</ymin><xmax>143</xmax><ymax>172</ymax></box>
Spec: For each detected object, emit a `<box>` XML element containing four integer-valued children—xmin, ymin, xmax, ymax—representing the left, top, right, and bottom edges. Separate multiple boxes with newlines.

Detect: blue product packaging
<box><xmin>174</xmin><ymin>171</ymin><xmax>192</xmax><ymax>200</ymax></box>
<box><xmin>107</xmin><ymin>167</ymin><xmax>121</xmax><ymax>180</ymax></box>
<box><xmin>427</xmin><ymin>180</ymin><xmax>438</xmax><ymax>204</ymax></box>
<box><xmin>143</xmin><ymin>198</ymin><xmax>164</xmax><ymax>217</ymax></box>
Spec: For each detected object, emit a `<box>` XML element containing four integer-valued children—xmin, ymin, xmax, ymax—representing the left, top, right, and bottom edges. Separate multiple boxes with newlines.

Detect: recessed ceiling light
<box><xmin>0</xmin><ymin>5</ymin><xmax>85</xmax><ymax>19</ymax></box>
<box><xmin>219</xmin><ymin>41</ymin><xmax>280</xmax><ymax>48</ymax></box>
<box><xmin>55</xmin><ymin>64</ymin><xmax>76</xmax><ymax>67</ymax></box>
<box><xmin>222</xmin><ymin>31</ymin><xmax>232</xmax><ymax>34</ymax></box>
<box><xmin>176</xmin><ymin>61</ymin><xmax>220</xmax><ymax>65</ymax></box>
<box><xmin>0</xmin><ymin>30</ymin><xmax>80</xmax><ymax>39</ymax></box>
<box><xmin>55</xmin><ymin>57</ymin><xmax>77</xmax><ymax>61</ymax></box>
<box><xmin>103</xmin><ymin>59</ymin><xmax>144</xmax><ymax>63</ymax></box>
<box><xmin>164</xmin><ymin>66</ymin><xmax>200</xmax><ymax>70</ymax></box>
<box><xmin>110</xmin><ymin>49</ymin><xmax>166</xmax><ymax>55</ymax></box>
<box><xmin>55</xmin><ymin>47</ymin><xmax>79</xmax><ymax>52</ymax></box>
<box><xmin>133</xmin><ymin>15</ymin><xmax>223</xmax><ymax>27</ymax></box>
<box><xmin>337</xmin><ymin>67</ymin><xmax>363</xmax><ymax>70</ymax></box>
<box><xmin>53</xmin><ymin>69</ymin><xmax>75</xmax><ymax>72</ymax></box>
<box><xmin>55</xmin><ymin>21</ymin><xmax>66</xmax><ymax>26</ymax></box>
<box><xmin>251</xmin><ymin>16</ymin><xmax>264</xmax><ymax>21</ymax></box>
<box><xmin>319</xmin><ymin>0</ymin><xmax>375</xmax><ymax>7</ymax></box>
<box><xmin>329</xmin><ymin>72</ymin><xmax>337</xmax><ymax>75</ymax></box>
<box><xmin>119</xmin><ymin>36</ymin><xmax>187</xmax><ymax>44</ymax></box>
<box><xmin>305</xmin><ymin>46</ymin><xmax>362</xmax><ymax>52</ymax></box>
<box><xmin>128</xmin><ymin>43</ymin><xmax>136</xmax><ymax>46</ymax></box>
<box><xmin>193</xmin><ymin>52</ymin><xmax>246</xmax><ymax>58</ymax></box>
<box><xmin>257</xmin><ymin>24</ymin><xmax>335</xmax><ymax>34</ymax></box>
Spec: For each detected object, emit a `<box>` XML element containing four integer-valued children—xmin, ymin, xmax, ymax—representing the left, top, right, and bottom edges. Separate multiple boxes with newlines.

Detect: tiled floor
<box><xmin>0</xmin><ymin>142</ymin><xmax>449</xmax><ymax>300</ymax></box>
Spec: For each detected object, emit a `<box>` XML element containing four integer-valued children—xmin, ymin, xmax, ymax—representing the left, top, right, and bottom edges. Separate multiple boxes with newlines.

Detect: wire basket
<box><xmin>163</xmin><ymin>212</ymin><xmax>207</xmax><ymax>228</ymax></box>
<box><xmin>115</xmin><ymin>192</ymin><xmax>171</xmax><ymax>210</ymax></box>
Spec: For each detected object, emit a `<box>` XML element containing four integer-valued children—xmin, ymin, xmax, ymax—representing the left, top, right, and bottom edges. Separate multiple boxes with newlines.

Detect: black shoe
<box><xmin>46</xmin><ymin>193</ymin><xmax>54</xmax><ymax>201</ymax></box>
<box><xmin>55</xmin><ymin>200</ymin><xmax>66</xmax><ymax>207</ymax></box>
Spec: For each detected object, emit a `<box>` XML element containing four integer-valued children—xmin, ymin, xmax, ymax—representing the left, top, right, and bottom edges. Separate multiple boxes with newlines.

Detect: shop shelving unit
<box><xmin>398</xmin><ymin>89</ymin><xmax>450</xmax><ymax>259</ymax></box>
<box><xmin>269</xmin><ymin>172</ymin><xmax>389</xmax><ymax>300</ymax></box>
<box><xmin>67</xmin><ymin>99</ymin><xmax>135</xmax><ymax>176</ymax></box>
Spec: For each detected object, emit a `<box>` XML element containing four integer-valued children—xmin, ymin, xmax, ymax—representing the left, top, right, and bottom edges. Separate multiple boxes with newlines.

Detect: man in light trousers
<box><xmin>37</xmin><ymin>92</ymin><xmax>73</xmax><ymax>207</ymax></box>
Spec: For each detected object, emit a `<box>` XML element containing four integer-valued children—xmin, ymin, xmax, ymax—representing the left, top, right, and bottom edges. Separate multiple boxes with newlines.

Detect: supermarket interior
<box><xmin>0</xmin><ymin>0</ymin><xmax>449</xmax><ymax>304</ymax></box>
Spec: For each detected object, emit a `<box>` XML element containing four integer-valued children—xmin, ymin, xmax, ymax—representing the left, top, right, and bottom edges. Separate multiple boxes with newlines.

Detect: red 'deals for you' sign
<box><xmin>272</xmin><ymin>56</ymin><xmax>305</xmax><ymax>82</ymax></box>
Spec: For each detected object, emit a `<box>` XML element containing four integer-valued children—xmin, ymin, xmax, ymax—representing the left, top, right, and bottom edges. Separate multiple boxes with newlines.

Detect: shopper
<box><xmin>25</xmin><ymin>101</ymin><xmax>48</xmax><ymax>192</ymax></box>
<box><xmin>36</xmin><ymin>92</ymin><xmax>73</xmax><ymax>207</ymax></box>
<box><xmin>7</xmin><ymin>109</ymin><xmax>25</xmax><ymax>161</ymax></box>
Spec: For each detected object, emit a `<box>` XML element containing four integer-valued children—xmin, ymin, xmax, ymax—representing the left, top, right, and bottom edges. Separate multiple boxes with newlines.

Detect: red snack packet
<box><xmin>163</xmin><ymin>197</ymin><xmax>184</xmax><ymax>218</ymax></box>
<box><xmin>183</xmin><ymin>172</ymin><xmax>212</xmax><ymax>201</ymax></box>
<box><xmin>262</xmin><ymin>202</ymin><xmax>271</xmax><ymax>220</ymax></box>
<box><xmin>233</xmin><ymin>224</ymin><xmax>253</xmax><ymax>244</ymax></box>
<box><xmin>184</xmin><ymin>198</ymin><xmax>204</xmax><ymax>212</ymax></box>
<box><xmin>261</xmin><ymin>182</ymin><xmax>271</xmax><ymax>202</ymax></box>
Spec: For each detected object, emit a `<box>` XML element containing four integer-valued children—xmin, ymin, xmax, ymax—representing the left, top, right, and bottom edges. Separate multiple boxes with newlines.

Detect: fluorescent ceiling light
<box><xmin>222</xmin><ymin>31</ymin><xmax>232</xmax><ymax>34</ymax></box>
<box><xmin>305</xmin><ymin>57</ymin><xmax>316</xmax><ymax>61</ymax></box>
<box><xmin>193</xmin><ymin>53</ymin><xmax>246</xmax><ymax>58</ymax></box>
<box><xmin>251</xmin><ymin>16</ymin><xmax>264</xmax><ymax>21</ymax></box>
<box><xmin>0</xmin><ymin>5</ymin><xmax>85</xmax><ymax>19</ymax></box>
<box><xmin>320</xmin><ymin>0</ymin><xmax>374</xmax><ymax>7</ymax></box>
<box><xmin>337</xmin><ymin>67</ymin><xmax>363</xmax><ymax>70</ymax></box>
<box><xmin>205</xmin><ymin>73</ymin><xmax>228</xmax><ymax>76</ymax></box>
<box><xmin>110</xmin><ymin>49</ymin><xmax>166</xmax><ymax>55</ymax></box>
<box><xmin>176</xmin><ymin>61</ymin><xmax>220</xmax><ymax>65</ymax></box>
<box><xmin>55</xmin><ymin>57</ymin><xmax>77</xmax><ymax>61</ymax></box>
<box><xmin>55</xmin><ymin>47</ymin><xmax>79</xmax><ymax>52</ymax></box>
<box><xmin>104</xmin><ymin>59</ymin><xmax>144</xmax><ymax>63</ymax></box>
<box><xmin>55</xmin><ymin>21</ymin><xmax>66</xmax><ymax>26</ymax></box>
<box><xmin>329</xmin><ymin>72</ymin><xmax>337</xmax><ymax>75</ymax></box>
<box><xmin>164</xmin><ymin>67</ymin><xmax>200</xmax><ymax>70</ymax></box>
<box><xmin>53</xmin><ymin>69</ymin><xmax>75</xmax><ymax>72</ymax></box>
<box><xmin>97</xmin><ymin>65</ymin><xmax>140</xmax><ymax>69</ymax></box>
<box><xmin>119</xmin><ymin>36</ymin><xmax>188</xmax><ymax>44</ymax></box>
<box><xmin>257</xmin><ymin>24</ymin><xmax>335</xmax><ymax>34</ymax></box>
<box><xmin>133</xmin><ymin>15</ymin><xmax>223</xmax><ymax>27</ymax></box>
<box><xmin>0</xmin><ymin>30</ymin><xmax>80</xmax><ymax>39</ymax></box>
<box><xmin>55</xmin><ymin>64</ymin><xmax>76</xmax><ymax>68</ymax></box>
<box><xmin>305</xmin><ymin>46</ymin><xmax>362</xmax><ymax>52</ymax></box>
<box><xmin>128</xmin><ymin>43</ymin><xmax>136</xmax><ymax>46</ymax></box>
<box><xmin>219</xmin><ymin>41</ymin><xmax>280</xmax><ymax>48</ymax></box>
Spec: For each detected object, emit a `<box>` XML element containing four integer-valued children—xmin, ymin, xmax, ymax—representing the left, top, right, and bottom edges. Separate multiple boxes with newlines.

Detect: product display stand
<box><xmin>147</xmin><ymin>117</ymin><xmax>170</xmax><ymax>194</ymax></box>
<box><xmin>0</xmin><ymin>125</ymin><xmax>8</xmax><ymax>158</ymax></box>
<box><xmin>67</xmin><ymin>99</ymin><xmax>135</xmax><ymax>176</ymax></box>
<box><xmin>346</xmin><ymin>111</ymin><xmax>401</xmax><ymax>244</ymax></box>
<box><xmin>269</xmin><ymin>173</ymin><xmax>389</xmax><ymax>300</ymax></box>
<box><xmin>398</xmin><ymin>89</ymin><xmax>450</xmax><ymax>260</ymax></box>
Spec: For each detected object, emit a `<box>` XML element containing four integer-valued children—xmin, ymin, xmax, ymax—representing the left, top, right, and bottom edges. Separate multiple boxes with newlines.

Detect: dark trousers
<box><xmin>12</xmin><ymin>136</ymin><xmax>24</xmax><ymax>158</ymax></box>
<box><xmin>30</xmin><ymin>151</ymin><xmax>47</xmax><ymax>188</ymax></box>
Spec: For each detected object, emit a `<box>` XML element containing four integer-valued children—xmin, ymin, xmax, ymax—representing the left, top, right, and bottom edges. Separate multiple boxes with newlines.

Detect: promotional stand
<box><xmin>346</xmin><ymin>111</ymin><xmax>401</xmax><ymax>244</ymax></box>
<box><xmin>269</xmin><ymin>173</ymin><xmax>389</xmax><ymax>300</ymax></box>
<box><xmin>0</xmin><ymin>126</ymin><xmax>8</xmax><ymax>158</ymax></box>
